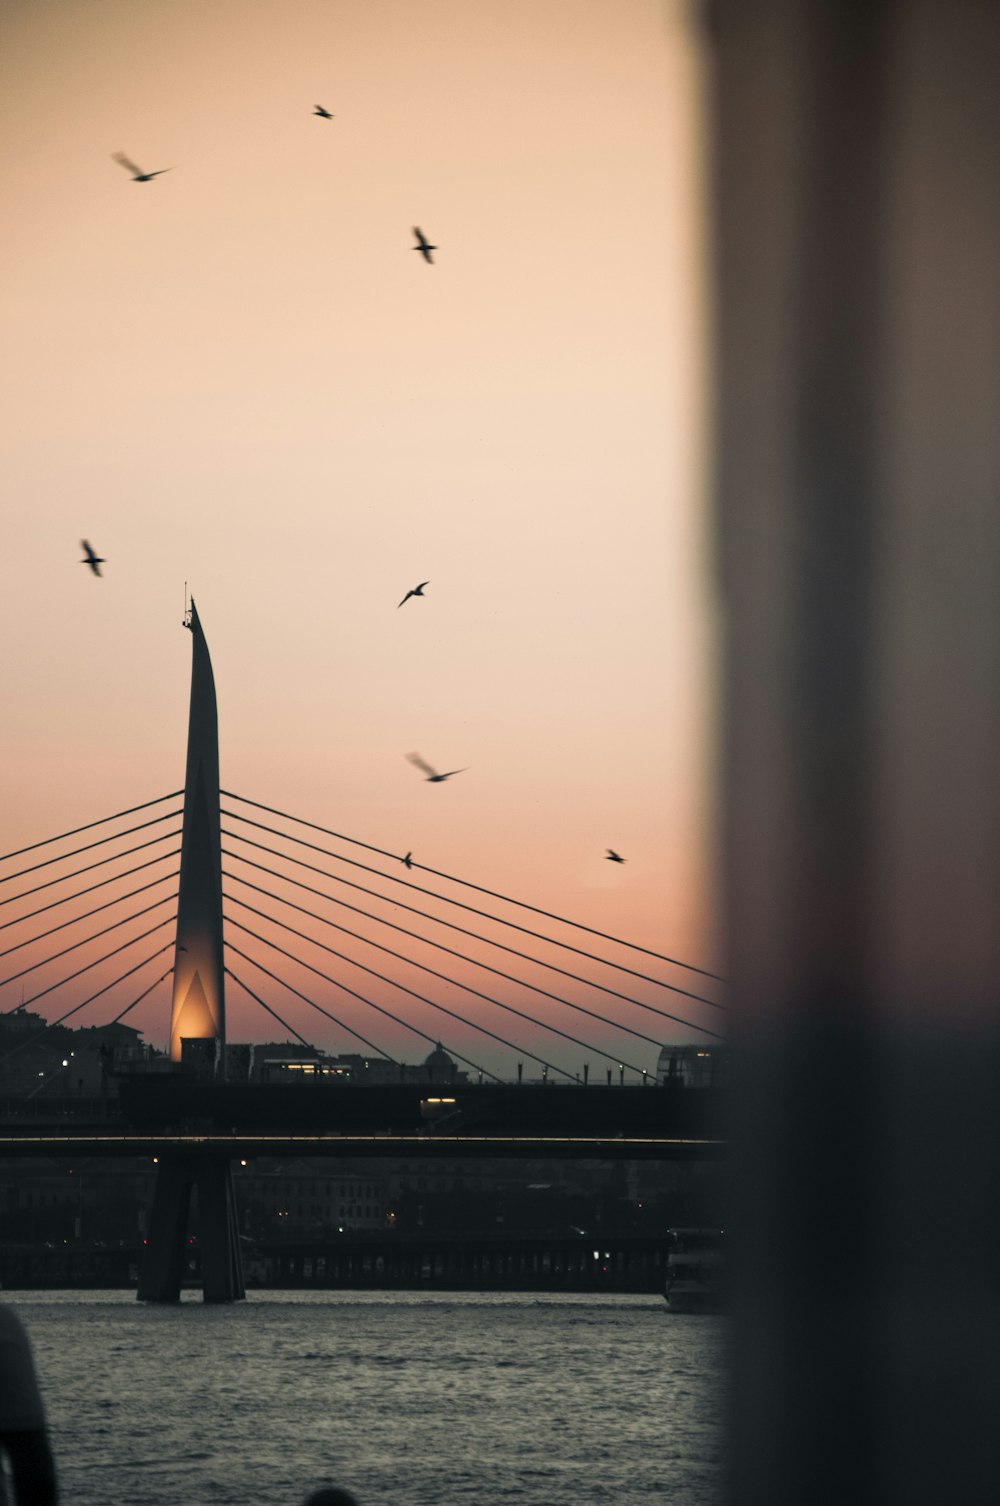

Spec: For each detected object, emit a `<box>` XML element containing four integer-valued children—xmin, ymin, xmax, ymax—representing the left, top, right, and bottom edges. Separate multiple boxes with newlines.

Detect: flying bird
<box><xmin>402</xmin><ymin>852</ymin><xmax>414</xmax><ymax>869</ymax></box>
<box><xmin>80</xmin><ymin>540</ymin><xmax>105</xmax><ymax>577</ymax></box>
<box><xmin>113</xmin><ymin>152</ymin><xmax>172</xmax><ymax>182</ymax></box>
<box><xmin>314</xmin><ymin>105</ymin><xmax>334</xmax><ymax>119</ymax></box>
<box><xmin>398</xmin><ymin>581</ymin><xmax>429</xmax><ymax>608</ymax></box>
<box><xmin>413</xmin><ymin>227</ymin><xmax>437</xmax><ymax>264</ymax></box>
<box><xmin>407</xmin><ymin>753</ymin><xmax>466</xmax><ymax>783</ymax></box>
<box><xmin>606</xmin><ymin>849</ymin><xmax>626</xmax><ymax>864</ymax></box>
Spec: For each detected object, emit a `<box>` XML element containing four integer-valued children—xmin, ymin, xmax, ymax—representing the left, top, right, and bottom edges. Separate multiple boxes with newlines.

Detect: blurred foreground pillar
<box><xmin>138</xmin><ymin>1156</ymin><xmax>245</xmax><ymax>1304</ymax></box>
<box><xmin>714</xmin><ymin>3</ymin><xmax>1000</xmax><ymax>1502</ymax></box>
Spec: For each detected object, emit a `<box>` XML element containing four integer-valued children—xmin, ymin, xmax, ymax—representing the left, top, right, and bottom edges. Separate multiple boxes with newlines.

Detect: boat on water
<box><xmin>663</xmin><ymin>1227</ymin><xmax>725</xmax><ymax>1313</ymax></box>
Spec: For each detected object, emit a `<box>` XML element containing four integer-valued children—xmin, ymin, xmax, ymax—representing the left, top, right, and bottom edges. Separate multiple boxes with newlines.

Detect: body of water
<box><xmin>4</xmin><ymin>1291</ymin><xmax>725</xmax><ymax>1506</ymax></box>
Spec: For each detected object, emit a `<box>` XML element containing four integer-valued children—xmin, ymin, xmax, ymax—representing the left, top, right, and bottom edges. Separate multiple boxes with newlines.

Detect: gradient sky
<box><xmin>0</xmin><ymin>0</ymin><xmax>717</xmax><ymax>1074</ymax></box>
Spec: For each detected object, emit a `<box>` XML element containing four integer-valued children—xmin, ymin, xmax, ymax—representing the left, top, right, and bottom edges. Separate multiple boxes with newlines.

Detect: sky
<box><xmin>0</xmin><ymin>0</ymin><xmax>718</xmax><ymax>1076</ymax></box>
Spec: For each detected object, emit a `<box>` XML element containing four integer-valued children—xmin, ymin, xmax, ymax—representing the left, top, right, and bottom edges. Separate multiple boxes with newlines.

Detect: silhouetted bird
<box><xmin>113</xmin><ymin>152</ymin><xmax>172</xmax><ymax>182</ymax></box>
<box><xmin>606</xmin><ymin>849</ymin><xmax>626</xmax><ymax>864</ymax></box>
<box><xmin>398</xmin><ymin>581</ymin><xmax>429</xmax><ymax>607</ymax></box>
<box><xmin>80</xmin><ymin>540</ymin><xmax>105</xmax><ymax>577</ymax></box>
<box><xmin>413</xmin><ymin>227</ymin><xmax>437</xmax><ymax>264</ymax></box>
<box><xmin>314</xmin><ymin>105</ymin><xmax>334</xmax><ymax>119</ymax></box>
<box><xmin>402</xmin><ymin>852</ymin><xmax>414</xmax><ymax>869</ymax></box>
<box><xmin>407</xmin><ymin>753</ymin><xmax>466</xmax><ymax>783</ymax></box>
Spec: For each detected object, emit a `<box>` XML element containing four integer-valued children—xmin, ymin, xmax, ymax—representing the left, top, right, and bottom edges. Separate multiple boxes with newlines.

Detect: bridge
<box><xmin>1</xmin><ymin>604</ymin><xmax>726</xmax><ymax>1300</ymax></box>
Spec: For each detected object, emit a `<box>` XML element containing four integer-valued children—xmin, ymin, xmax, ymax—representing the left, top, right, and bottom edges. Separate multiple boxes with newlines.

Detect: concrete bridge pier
<box><xmin>137</xmin><ymin>1155</ymin><xmax>245</xmax><ymax>1303</ymax></box>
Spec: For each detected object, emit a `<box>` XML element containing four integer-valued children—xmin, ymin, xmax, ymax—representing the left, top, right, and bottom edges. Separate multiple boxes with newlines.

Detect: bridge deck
<box><xmin>0</xmin><ymin>1079</ymin><xmax>725</xmax><ymax>1159</ymax></box>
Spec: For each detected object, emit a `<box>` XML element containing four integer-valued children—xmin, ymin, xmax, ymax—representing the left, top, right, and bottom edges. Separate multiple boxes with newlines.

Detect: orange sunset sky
<box><xmin>1</xmin><ymin>0</ymin><xmax>719</xmax><ymax>1074</ymax></box>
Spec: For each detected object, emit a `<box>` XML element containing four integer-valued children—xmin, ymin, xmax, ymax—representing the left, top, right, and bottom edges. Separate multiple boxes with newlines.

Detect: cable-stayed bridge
<box><xmin>0</xmin><ymin>788</ymin><xmax>724</xmax><ymax>1084</ymax></box>
<box><xmin>0</xmin><ymin>604</ymin><xmax>725</xmax><ymax>1299</ymax></box>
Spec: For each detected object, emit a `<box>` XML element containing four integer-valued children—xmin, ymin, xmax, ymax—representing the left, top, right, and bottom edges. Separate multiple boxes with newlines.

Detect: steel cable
<box><xmin>223</xmin><ymin>790</ymin><xmax>724</xmax><ymax>981</ymax></box>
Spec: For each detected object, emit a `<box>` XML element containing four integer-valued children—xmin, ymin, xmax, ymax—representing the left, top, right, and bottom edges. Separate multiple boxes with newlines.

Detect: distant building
<box><xmin>0</xmin><ymin>1011</ymin><xmax>147</xmax><ymax>1099</ymax></box>
<box><xmin>418</xmin><ymin>1043</ymin><xmax>466</xmax><ymax>1084</ymax></box>
<box><xmin>232</xmin><ymin>1041</ymin><xmax>470</xmax><ymax>1087</ymax></box>
<box><xmin>655</xmin><ymin>1044</ymin><xmax>729</xmax><ymax>1089</ymax></box>
<box><xmin>0</xmin><ymin>1156</ymin><xmax>157</xmax><ymax>1244</ymax></box>
<box><xmin>0</xmin><ymin>1009</ymin><xmax>69</xmax><ymax>1098</ymax></box>
<box><xmin>234</xmin><ymin>1159</ymin><xmax>387</xmax><ymax>1237</ymax></box>
<box><xmin>180</xmin><ymin>1036</ymin><xmax>221</xmax><ymax>1080</ymax></box>
<box><xmin>253</xmin><ymin>1042</ymin><xmax>346</xmax><ymax>1083</ymax></box>
<box><xmin>176</xmin><ymin>1037</ymin><xmax>255</xmax><ymax>1081</ymax></box>
<box><xmin>224</xmin><ymin>1042</ymin><xmax>254</xmax><ymax>1082</ymax></box>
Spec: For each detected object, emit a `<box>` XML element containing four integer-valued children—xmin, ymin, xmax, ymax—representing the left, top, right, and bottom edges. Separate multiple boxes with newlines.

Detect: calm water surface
<box><xmin>6</xmin><ymin>1291</ymin><xmax>725</xmax><ymax>1506</ymax></box>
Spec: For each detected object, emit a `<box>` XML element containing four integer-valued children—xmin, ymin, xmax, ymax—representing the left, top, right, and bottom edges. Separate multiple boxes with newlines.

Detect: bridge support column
<box><xmin>138</xmin><ymin>1156</ymin><xmax>245</xmax><ymax>1304</ymax></box>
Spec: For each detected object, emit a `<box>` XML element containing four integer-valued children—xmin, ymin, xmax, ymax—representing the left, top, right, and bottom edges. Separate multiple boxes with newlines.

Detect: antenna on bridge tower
<box><xmin>182</xmin><ymin>581</ymin><xmax>192</xmax><ymax>631</ymax></box>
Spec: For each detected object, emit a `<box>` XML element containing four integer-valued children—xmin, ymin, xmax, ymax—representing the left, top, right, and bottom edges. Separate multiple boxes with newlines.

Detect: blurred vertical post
<box><xmin>713</xmin><ymin>2</ymin><xmax>1000</xmax><ymax>1502</ymax></box>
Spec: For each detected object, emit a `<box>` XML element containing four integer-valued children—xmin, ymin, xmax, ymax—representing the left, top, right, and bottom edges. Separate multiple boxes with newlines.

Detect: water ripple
<box><xmin>7</xmin><ymin>1290</ymin><xmax>725</xmax><ymax>1506</ymax></box>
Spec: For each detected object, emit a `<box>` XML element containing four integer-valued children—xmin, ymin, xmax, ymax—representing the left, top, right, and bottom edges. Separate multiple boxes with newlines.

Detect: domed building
<box><xmin>422</xmin><ymin>1042</ymin><xmax>461</xmax><ymax>1084</ymax></box>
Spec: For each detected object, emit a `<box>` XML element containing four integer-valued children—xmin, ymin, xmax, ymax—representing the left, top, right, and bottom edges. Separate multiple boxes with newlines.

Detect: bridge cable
<box><xmin>225</xmin><ymin>968</ymin><xmax>314</xmax><ymax>1049</ymax></box>
<box><xmin>221</xmin><ymin>813</ymin><xmax>722</xmax><ymax>1008</ymax></box>
<box><xmin>107</xmin><ymin>968</ymin><xmax>173</xmax><ymax>1026</ymax></box>
<box><xmin>0</xmin><ymin>810</ymin><xmax>182</xmax><ymax>886</ymax></box>
<box><xmin>1</xmin><ymin>916</ymin><xmax>176</xmax><ymax>1017</ymax></box>
<box><xmin>0</xmin><ymin>943</ymin><xmax>175</xmax><ymax>1063</ymax></box>
<box><xmin>225</xmin><ymin>879</ymin><xmax>652</xmax><ymax>1066</ymax></box>
<box><xmin>0</xmin><ymin>891</ymin><xmax>177</xmax><ymax>980</ymax></box>
<box><xmin>0</xmin><ymin>792</ymin><xmax>183</xmax><ymax>864</ymax></box>
<box><xmin>0</xmin><ymin>969</ymin><xmax>170</xmax><ymax>1066</ymax></box>
<box><xmin>224</xmin><ymin>942</ymin><xmax>398</xmax><ymax>1063</ymax></box>
<box><xmin>222</xmin><ymin>790</ymin><xmax>725</xmax><ymax>983</ymax></box>
<box><xmin>0</xmin><ymin>832</ymin><xmax>182</xmax><ymax>911</ymax></box>
<box><xmin>226</xmin><ymin>932</ymin><xmax>498</xmax><ymax>1084</ymax></box>
<box><xmin>226</xmin><ymin>910</ymin><xmax>558</xmax><ymax>1081</ymax></box>
<box><xmin>223</xmin><ymin>851</ymin><xmax>727</xmax><ymax>1035</ymax></box>
<box><xmin>16</xmin><ymin>969</ymin><xmax>171</xmax><ymax>1066</ymax></box>
<box><xmin>225</xmin><ymin>908</ymin><xmax>621</xmax><ymax>1082</ymax></box>
<box><xmin>0</xmin><ymin>855</ymin><xmax>181</xmax><ymax>937</ymax></box>
<box><xmin>224</xmin><ymin>873</ymin><xmax>719</xmax><ymax>1055</ymax></box>
<box><xmin>222</xmin><ymin>920</ymin><xmax>509</xmax><ymax>1084</ymax></box>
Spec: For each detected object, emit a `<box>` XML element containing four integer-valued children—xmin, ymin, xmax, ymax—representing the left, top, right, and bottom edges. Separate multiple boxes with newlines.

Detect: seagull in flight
<box><xmin>113</xmin><ymin>152</ymin><xmax>172</xmax><ymax>182</ymax></box>
<box><xmin>398</xmin><ymin>580</ymin><xmax>429</xmax><ymax>608</ymax></box>
<box><xmin>314</xmin><ymin>105</ymin><xmax>334</xmax><ymax>119</ymax></box>
<box><xmin>80</xmin><ymin>540</ymin><xmax>105</xmax><ymax>577</ymax></box>
<box><xmin>407</xmin><ymin>753</ymin><xmax>467</xmax><ymax>783</ymax></box>
<box><xmin>606</xmin><ymin>849</ymin><xmax>626</xmax><ymax>864</ymax></box>
<box><xmin>413</xmin><ymin>227</ymin><xmax>437</xmax><ymax>264</ymax></box>
<box><xmin>402</xmin><ymin>851</ymin><xmax>414</xmax><ymax>869</ymax></box>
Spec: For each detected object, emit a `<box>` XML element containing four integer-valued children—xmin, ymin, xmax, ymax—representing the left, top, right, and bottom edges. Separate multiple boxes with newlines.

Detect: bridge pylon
<box><xmin>169</xmin><ymin>598</ymin><xmax>226</xmax><ymax>1063</ymax></box>
<box><xmin>137</xmin><ymin>1155</ymin><xmax>245</xmax><ymax>1303</ymax></box>
<box><xmin>138</xmin><ymin>601</ymin><xmax>245</xmax><ymax>1303</ymax></box>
